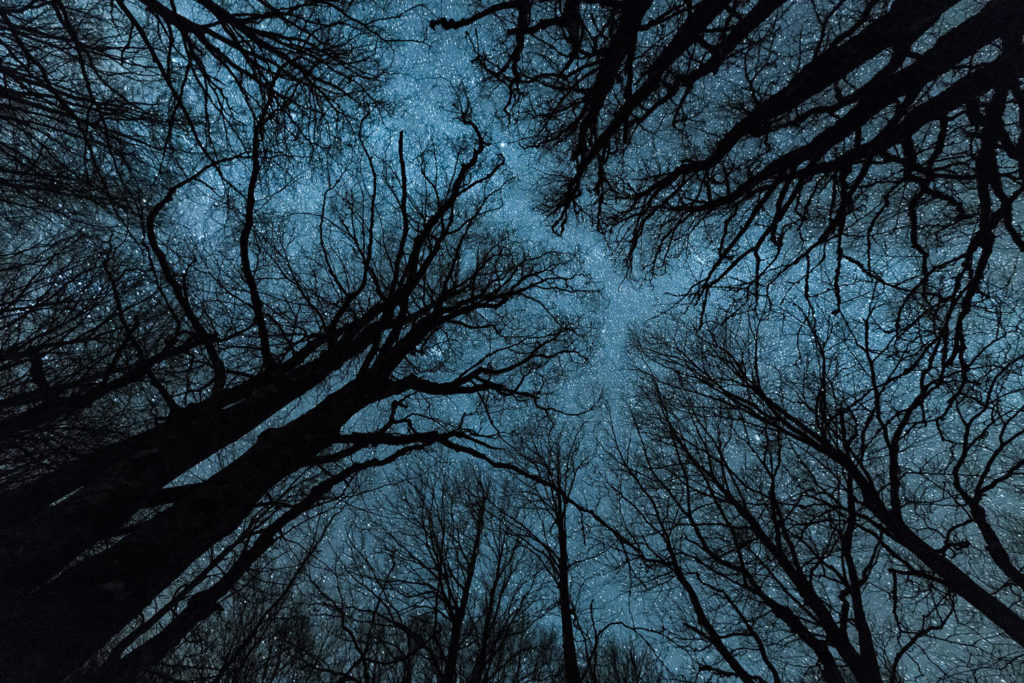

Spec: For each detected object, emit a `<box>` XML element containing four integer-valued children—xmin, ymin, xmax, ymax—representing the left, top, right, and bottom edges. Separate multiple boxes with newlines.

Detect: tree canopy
<box><xmin>2</xmin><ymin>0</ymin><xmax>1022</xmax><ymax>680</ymax></box>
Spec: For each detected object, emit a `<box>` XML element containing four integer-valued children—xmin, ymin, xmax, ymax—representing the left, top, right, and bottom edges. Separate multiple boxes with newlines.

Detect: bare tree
<box><xmin>297</xmin><ymin>458</ymin><xmax>556</xmax><ymax>682</ymax></box>
<box><xmin>503</xmin><ymin>417</ymin><xmax>592</xmax><ymax>682</ymax></box>
<box><xmin>0</xmin><ymin>101</ymin><xmax>590</xmax><ymax>678</ymax></box>
<box><xmin>137</xmin><ymin>536</ymin><xmax>327</xmax><ymax>683</ymax></box>
<box><xmin>437</xmin><ymin>2</ymin><xmax>1021</xmax><ymax>263</ymax></box>
<box><xmin>428</xmin><ymin>3</ymin><xmax>1024</xmax><ymax>676</ymax></box>
<box><xmin>0</xmin><ymin>0</ymin><xmax>394</xmax><ymax>496</ymax></box>
<box><xmin>1</xmin><ymin>1</ymin><xmax>597</xmax><ymax>678</ymax></box>
<box><xmin>12</xmin><ymin>0</ymin><xmax>1022</xmax><ymax>677</ymax></box>
<box><xmin>588</xmin><ymin>635</ymin><xmax>666</xmax><ymax>683</ymax></box>
<box><xmin>613</xmin><ymin>274</ymin><xmax>1024</xmax><ymax>679</ymax></box>
<box><xmin>435</xmin><ymin>0</ymin><xmax>1023</xmax><ymax>382</ymax></box>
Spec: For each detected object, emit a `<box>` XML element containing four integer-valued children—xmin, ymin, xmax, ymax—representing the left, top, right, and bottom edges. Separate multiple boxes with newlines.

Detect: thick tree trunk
<box><xmin>0</xmin><ymin>376</ymin><xmax>379</xmax><ymax>682</ymax></box>
<box><xmin>555</xmin><ymin>512</ymin><xmax>581</xmax><ymax>683</ymax></box>
<box><xmin>94</xmin><ymin>445</ymin><xmax>409</xmax><ymax>681</ymax></box>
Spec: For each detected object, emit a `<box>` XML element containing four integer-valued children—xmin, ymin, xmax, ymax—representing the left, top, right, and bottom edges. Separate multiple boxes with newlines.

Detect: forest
<box><xmin>1</xmin><ymin>0</ymin><xmax>1022</xmax><ymax>680</ymax></box>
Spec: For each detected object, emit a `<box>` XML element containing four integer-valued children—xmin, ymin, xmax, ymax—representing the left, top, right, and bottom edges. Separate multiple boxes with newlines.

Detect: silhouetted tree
<box><xmin>0</xmin><ymin>94</ymin><xmax>589</xmax><ymax>678</ymax></box>
<box><xmin>295</xmin><ymin>459</ymin><xmax>556</xmax><ymax>682</ymax></box>
<box><xmin>588</xmin><ymin>635</ymin><xmax>665</xmax><ymax>683</ymax></box>
<box><xmin>434</xmin><ymin>2</ymin><xmax>1024</xmax><ymax>676</ymax></box>
<box><xmin>436</xmin><ymin>0</ymin><xmax>1023</xmax><ymax>359</ymax></box>
<box><xmin>614</xmin><ymin>275</ymin><xmax>1024</xmax><ymax>679</ymax></box>
<box><xmin>438</xmin><ymin>2</ymin><xmax>1015</xmax><ymax>258</ymax></box>
<box><xmin>139</xmin><ymin>448</ymin><xmax>671</xmax><ymax>681</ymax></box>
<box><xmin>0</xmin><ymin>0</ymin><xmax>392</xmax><ymax>499</ymax></box>
<box><xmin>504</xmin><ymin>417</ymin><xmax>592</xmax><ymax>682</ymax></box>
<box><xmin>138</xmin><ymin>539</ymin><xmax>326</xmax><ymax>683</ymax></box>
<box><xmin>10</xmin><ymin>0</ymin><xmax>1023</xmax><ymax>678</ymax></box>
<box><xmin>0</xmin><ymin>0</ymin><xmax>391</xmax><ymax>481</ymax></box>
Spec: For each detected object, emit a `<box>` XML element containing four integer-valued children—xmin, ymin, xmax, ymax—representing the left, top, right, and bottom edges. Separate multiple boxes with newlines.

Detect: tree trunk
<box><xmin>0</xmin><ymin>317</ymin><xmax>389</xmax><ymax>602</ymax></box>
<box><xmin>556</xmin><ymin>512</ymin><xmax>581</xmax><ymax>683</ymax></box>
<box><xmin>0</xmin><ymin>376</ymin><xmax>379</xmax><ymax>681</ymax></box>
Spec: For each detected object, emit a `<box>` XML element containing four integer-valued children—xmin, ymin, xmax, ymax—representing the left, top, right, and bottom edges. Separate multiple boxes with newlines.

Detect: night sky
<box><xmin>5</xmin><ymin>0</ymin><xmax>1022</xmax><ymax>679</ymax></box>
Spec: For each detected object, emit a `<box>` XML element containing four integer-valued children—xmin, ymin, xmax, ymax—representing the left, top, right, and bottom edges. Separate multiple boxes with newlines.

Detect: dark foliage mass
<box><xmin>1</xmin><ymin>0</ymin><xmax>1021</xmax><ymax>680</ymax></box>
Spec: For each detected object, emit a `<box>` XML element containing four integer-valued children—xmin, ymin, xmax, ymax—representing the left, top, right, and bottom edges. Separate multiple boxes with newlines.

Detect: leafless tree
<box><xmin>613</xmin><ymin>275</ymin><xmax>1024</xmax><ymax>680</ymax></box>
<box><xmin>430</xmin><ymin>3</ymin><xmax>1024</xmax><ymax>676</ymax></box>
<box><xmin>136</xmin><ymin>535</ymin><xmax>326</xmax><ymax>683</ymax></box>
<box><xmin>0</xmin><ymin>0</ymin><xmax>398</xmax><ymax>493</ymax></box>
<box><xmin>294</xmin><ymin>458</ymin><xmax>556</xmax><ymax>682</ymax></box>
<box><xmin>503</xmin><ymin>417</ymin><xmax>593</xmax><ymax>682</ymax></box>
<box><xmin>0</xmin><ymin>95</ymin><xmax>590</xmax><ymax>678</ymax></box>
<box><xmin>436</xmin><ymin>0</ymin><xmax>1023</xmax><ymax>365</ymax></box>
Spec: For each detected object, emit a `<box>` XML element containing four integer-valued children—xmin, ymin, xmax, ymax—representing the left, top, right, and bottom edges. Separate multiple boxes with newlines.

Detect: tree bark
<box><xmin>0</xmin><ymin>375</ymin><xmax>382</xmax><ymax>681</ymax></box>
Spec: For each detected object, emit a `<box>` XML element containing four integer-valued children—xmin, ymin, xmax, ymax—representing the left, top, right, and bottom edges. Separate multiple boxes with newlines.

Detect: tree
<box><xmin>433</xmin><ymin>2</ymin><xmax>1024</xmax><ymax>676</ymax></box>
<box><xmin>612</xmin><ymin>274</ymin><xmax>1024</xmax><ymax>680</ymax></box>
<box><xmin>0</xmin><ymin>0</ymin><xmax>391</xmax><ymax>505</ymax></box>
<box><xmin>0</xmin><ymin>76</ymin><xmax>589</xmax><ymax>682</ymax></box>
<box><xmin>138</xmin><ymin>536</ymin><xmax>327</xmax><ymax>683</ymax></box>
<box><xmin>587</xmin><ymin>635</ymin><xmax>666</xmax><ymax>683</ymax></box>
<box><xmin>0</xmin><ymin>0</ymin><xmax>391</xmax><ymax>482</ymax></box>
<box><xmin>436</xmin><ymin>0</ymin><xmax>1022</xmax><ymax>273</ymax></box>
<box><xmin>435</xmin><ymin>0</ymin><xmax>1023</xmax><ymax>383</ymax></box>
<box><xmin>286</xmin><ymin>459</ymin><xmax>556</xmax><ymax>682</ymax></box>
<box><xmin>1</xmin><ymin>0</ymin><xmax>595</xmax><ymax>678</ymax></box>
<box><xmin>10</xmin><ymin>0</ymin><xmax>1022</xmax><ymax>677</ymax></box>
<box><xmin>138</xmin><ymin>446</ymin><xmax>670</xmax><ymax>682</ymax></box>
<box><xmin>503</xmin><ymin>417</ymin><xmax>591</xmax><ymax>682</ymax></box>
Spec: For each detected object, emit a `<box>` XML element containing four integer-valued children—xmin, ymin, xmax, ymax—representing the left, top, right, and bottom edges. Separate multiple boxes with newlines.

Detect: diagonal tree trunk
<box><xmin>0</xmin><ymin>372</ymin><xmax>385</xmax><ymax>681</ymax></box>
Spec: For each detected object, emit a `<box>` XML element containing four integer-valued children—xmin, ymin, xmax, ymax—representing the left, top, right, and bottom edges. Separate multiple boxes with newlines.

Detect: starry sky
<box><xmin>11</xmin><ymin>0</ymin><xmax>1024</xmax><ymax>679</ymax></box>
<box><xmin>381</xmin><ymin>2</ymin><xmax>670</xmax><ymax>391</ymax></box>
<box><xmin>323</xmin><ymin>0</ymin><xmax>686</xmax><ymax>667</ymax></box>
